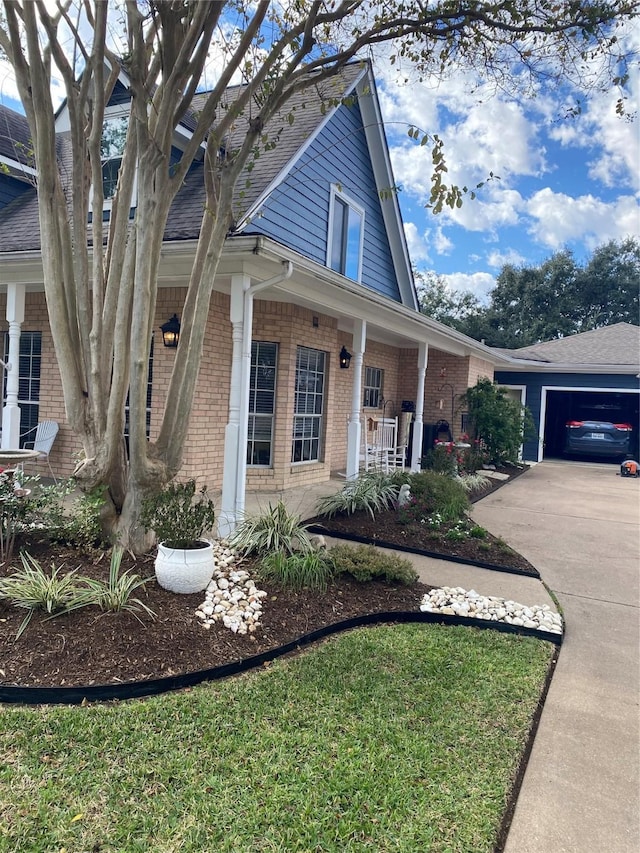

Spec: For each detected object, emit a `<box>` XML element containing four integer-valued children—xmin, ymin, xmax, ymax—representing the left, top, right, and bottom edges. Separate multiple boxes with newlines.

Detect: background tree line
<box><xmin>416</xmin><ymin>237</ymin><xmax>640</xmax><ymax>348</ymax></box>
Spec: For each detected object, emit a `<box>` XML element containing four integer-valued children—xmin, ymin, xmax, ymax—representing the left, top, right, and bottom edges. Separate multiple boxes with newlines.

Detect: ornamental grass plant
<box><xmin>229</xmin><ymin>500</ymin><xmax>314</xmax><ymax>556</ymax></box>
<box><xmin>315</xmin><ymin>473</ymin><xmax>399</xmax><ymax>519</ymax></box>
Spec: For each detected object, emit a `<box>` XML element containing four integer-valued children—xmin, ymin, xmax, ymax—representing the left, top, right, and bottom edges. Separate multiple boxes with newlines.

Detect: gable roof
<box><xmin>0</xmin><ymin>62</ymin><xmax>416</xmax><ymax>307</ymax></box>
<box><xmin>0</xmin><ymin>103</ymin><xmax>35</xmax><ymax>178</ymax></box>
<box><xmin>506</xmin><ymin>323</ymin><xmax>640</xmax><ymax>367</ymax></box>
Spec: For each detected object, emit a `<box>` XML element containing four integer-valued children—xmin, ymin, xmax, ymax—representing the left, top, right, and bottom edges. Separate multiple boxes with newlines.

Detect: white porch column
<box><xmin>218</xmin><ymin>274</ymin><xmax>249</xmax><ymax>538</ymax></box>
<box><xmin>2</xmin><ymin>284</ymin><xmax>26</xmax><ymax>450</ymax></box>
<box><xmin>410</xmin><ymin>341</ymin><xmax>428</xmax><ymax>472</ymax></box>
<box><xmin>346</xmin><ymin>319</ymin><xmax>366</xmax><ymax>479</ymax></box>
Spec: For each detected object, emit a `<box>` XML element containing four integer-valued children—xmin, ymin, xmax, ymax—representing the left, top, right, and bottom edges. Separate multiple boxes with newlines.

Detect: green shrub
<box><xmin>315</xmin><ymin>474</ymin><xmax>399</xmax><ymax>520</ymax></box>
<box><xmin>330</xmin><ymin>543</ymin><xmax>418</xmax><ymax>585</ymax></box>
<box><xmin>22</xmin><ymin>478</ymin><xmax>75</xmax><ymax>537</ymax></box>
<box><xmin>140</xmin><ymin>480</ymin><xmax>215</xmax><ymax>548</ymax></box>
<box><xmin>422</xmin><ymin>444</ymin><xmax>458</xmax><ymax>477</ymax></box>
<box><xmin>459</xmin><ymin>378</ymin><xmax>535</xmax><ymax>465</ymax></box>
<box><xmin>398</xmin><ymin>471</ymin><xmax>469</xmax><ymax>524</ymax></box>
<box><xmin>229</xmin><ymin>501</ymin><xmax>313</xmax><ymax>556</ymax></box>
<box><xmin>258</xmin><ymin>550</ymin><xmax>335</xmax><ymax>591</ymax></box>
<box><xmin>469</xmin><ymin>525</ymin><xmax>488</xmax><ymax>539</ymax></box>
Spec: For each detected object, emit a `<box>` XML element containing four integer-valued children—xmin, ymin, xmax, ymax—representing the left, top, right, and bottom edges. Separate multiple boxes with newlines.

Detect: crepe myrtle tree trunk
<box><xmin>0</xmin><ymin>0</ymin><xmax>635</xmax><ymax>552</ymax></box>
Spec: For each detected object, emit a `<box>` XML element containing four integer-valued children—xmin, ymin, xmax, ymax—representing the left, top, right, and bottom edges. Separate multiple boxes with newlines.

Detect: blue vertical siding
<box><xmin>496</xmin><ymin>371</ymin><xmax>640</xmax><ymax>460</ymax></box>
<box><xmin>107</xmin><ymin>80</ymin><xmax>132</xmax><ymax>108</ymax></box>
<box><xmin>243</xmin><ymin>100</ymin><xmax>402</xmax><ymax>302</ymax></box>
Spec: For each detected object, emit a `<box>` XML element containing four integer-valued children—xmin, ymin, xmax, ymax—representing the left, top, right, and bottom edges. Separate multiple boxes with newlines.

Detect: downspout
<box><xmin>235</xmin><ymin>260</ymin><xmax>293</xmax><ymax>522</ymax></box>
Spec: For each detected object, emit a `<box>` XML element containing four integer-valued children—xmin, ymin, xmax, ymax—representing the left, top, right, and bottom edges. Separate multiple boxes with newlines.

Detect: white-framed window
<box><xmin>327</xmin><ymin>186</ymin><xmax>364</xmax><ymax>282</ymax></box>
<box><xmin>363</xmin><ymin>366</ymin><xmax>384</xmax><ymax>408</ymax></box>
<box><xmin>292</xmin><ymin>346</ymin><xmax>326</xmax><ymax>463</ymax></box>
<box><xmin>247</xmin><ymin>341</ymin><xmax>278</xmax><ymax>467</ymax></box>
<box><xmin>98</xmin><ymin>105</ymin><xmax>136</xmax><ymax>211</ymax></box>
<box><xmin>3</xmin><ymin>331</ymin><xmax>41</xmax><ymax>443</ymax></box>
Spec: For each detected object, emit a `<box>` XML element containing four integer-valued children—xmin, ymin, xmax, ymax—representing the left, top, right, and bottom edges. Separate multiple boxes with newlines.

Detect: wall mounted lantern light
<box><xmin>339</xmin><ymin>345</ymin><xmax>352</xmax><ymax>369</ymax></box>
<box><xmin>160</xmin><ymin>314</ymin><xmax>181</xmax><ymax>348</ymax></box>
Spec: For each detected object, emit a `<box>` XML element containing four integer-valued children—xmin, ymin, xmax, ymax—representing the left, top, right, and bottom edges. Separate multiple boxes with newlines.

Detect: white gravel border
<box><xmin>420</xmin><ymin>586</ymin><xmax>563</xmax><ymax>634</ymax></box>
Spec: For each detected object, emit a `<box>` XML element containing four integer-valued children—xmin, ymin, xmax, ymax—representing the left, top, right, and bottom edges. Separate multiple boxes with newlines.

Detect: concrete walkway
<box><xmin>472</xmin><ymin>461</ymin><xmax>640</xmax><ymax>853</ymax></box>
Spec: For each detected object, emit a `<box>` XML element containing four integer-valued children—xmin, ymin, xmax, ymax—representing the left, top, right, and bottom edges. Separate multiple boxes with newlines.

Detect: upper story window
<box><xmin>101</xmin><ymin>113</ymin><xmax>128</xmax><ymax>201</ymax></box>
<box><xmin>97</xmin><ymin>107</ymin><xmax>137</xmax><ymax>211</ymax></box>
<box><xmin>328</xmin><ymin>187</ymin><xmax>364</xmax><ymax>282</ymax></box>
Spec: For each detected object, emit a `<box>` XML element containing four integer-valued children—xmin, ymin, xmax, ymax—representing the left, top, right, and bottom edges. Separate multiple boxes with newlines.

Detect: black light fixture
<box><xmin>339</xmin><ymin>345</ymin><xmax>352</xmax><ymax>369</ymax></box>
<box><xmin>160</xmin><ymin>313</ymin><xmax>180</xmax><ymax>348</ymax></box>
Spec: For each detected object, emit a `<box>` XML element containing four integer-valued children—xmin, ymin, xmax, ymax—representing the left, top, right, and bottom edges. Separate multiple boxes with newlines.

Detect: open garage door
<box><xmin>543</xmin><ymin>389</ymin><xmax>640</xmax><ymax>462</ymax></box>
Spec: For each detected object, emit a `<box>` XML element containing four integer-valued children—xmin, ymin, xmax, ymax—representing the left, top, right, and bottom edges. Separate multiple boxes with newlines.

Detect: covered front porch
<box><xmin>208</xmin><ymin>237</ymin><xmax>504</xmax><ymax>536</ymax></box>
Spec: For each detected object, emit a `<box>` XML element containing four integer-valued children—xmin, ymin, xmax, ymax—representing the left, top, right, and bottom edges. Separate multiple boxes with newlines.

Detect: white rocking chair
<box><xmin>20</xmin><ymin>420</ymin><xmax>59</xmax><ymax>482</ymax></box>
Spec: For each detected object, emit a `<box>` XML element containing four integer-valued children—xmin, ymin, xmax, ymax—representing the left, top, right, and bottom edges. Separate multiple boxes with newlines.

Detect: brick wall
<box><xmin>0</xmin><ymin>289</ymin><xmax>495</xmax><ymax>490</ymax></box>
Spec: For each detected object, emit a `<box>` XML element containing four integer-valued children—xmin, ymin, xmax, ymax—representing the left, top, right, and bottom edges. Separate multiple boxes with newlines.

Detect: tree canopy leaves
<box><xmin>420</xmin><ymin>238</ymin><xmax>640</xmax><ymax>348</ymax></box>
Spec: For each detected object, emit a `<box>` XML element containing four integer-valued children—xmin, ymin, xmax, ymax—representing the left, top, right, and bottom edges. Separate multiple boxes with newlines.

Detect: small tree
<box><xmin>460</xmin><ymin>379</ymin><xmax>534</xmax><ymax>465</ymax></box>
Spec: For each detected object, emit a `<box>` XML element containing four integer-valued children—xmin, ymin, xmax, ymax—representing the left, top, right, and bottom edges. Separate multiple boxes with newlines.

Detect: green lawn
<box><xmin>0</xmin><ymin>625</ymin><xmax>554</xmax><ymax>852</ymax></box>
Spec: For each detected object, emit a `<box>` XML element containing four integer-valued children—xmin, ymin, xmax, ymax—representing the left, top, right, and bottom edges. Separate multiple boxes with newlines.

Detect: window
<box><xmin>3</xmin><ymin>331</ymin><xmax>41</xmax><ymax>443</ymax></box>
<box><xmin>328</xmin><ymin>188</ymin><xmax>364</xmax><ymax>281</ymax></box>
<box><xmin>101</xmin><ymin>112</ymin><xmax>129</xmax><ymax>202</ymax></box>
<box><xmin>247</xmin><ymin>341</ymin><xmax>278</xmax><ymax>466</ymax></box>
<box><xmin>292</xmin><ymin>346</ymin><xmax>326</xmax><ymax>463</ymax></box>
<box><xmin>363</xmin><ymin>366</ymin><xmax>383</xmax><ymax>408</ymax></box>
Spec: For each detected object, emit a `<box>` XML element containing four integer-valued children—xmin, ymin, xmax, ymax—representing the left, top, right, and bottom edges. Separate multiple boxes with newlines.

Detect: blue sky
<box><xmin>1</xmin><ymin>11</ymin><xmax>638</xmax><ymax>306</ymax></box>
<box><xmin>373</xmin><ymin>40</ymin><xmax>640</xmax><ymax>303</ymax></box>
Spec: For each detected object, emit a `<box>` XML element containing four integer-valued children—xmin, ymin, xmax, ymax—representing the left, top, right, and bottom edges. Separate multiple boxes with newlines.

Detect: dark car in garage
<box><xmin>564</xmin><ymin>418</ymin><xmax>633</xmax><ymax>458</ymax></box>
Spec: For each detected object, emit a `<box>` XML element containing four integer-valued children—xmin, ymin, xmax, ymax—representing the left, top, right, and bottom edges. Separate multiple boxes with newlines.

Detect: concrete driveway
<box><xmin>472</xmin><ymin>460</ymin><xmax>640</xmax><ymax>853</ymax></box>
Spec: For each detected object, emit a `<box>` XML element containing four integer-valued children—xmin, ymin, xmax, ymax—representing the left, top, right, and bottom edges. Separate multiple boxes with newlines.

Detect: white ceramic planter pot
<box><xmin>155</xmin><ymin>540</ymin><xmax>215</xmax><ymax>594</ymax></box>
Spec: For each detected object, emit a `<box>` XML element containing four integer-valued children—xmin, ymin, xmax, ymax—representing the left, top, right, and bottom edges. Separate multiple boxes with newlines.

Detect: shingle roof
<box><xmin>0</xmin><ymin>63</ymin><xmax>365</xmax><ymax>249</ymax></box>
<box><xmin>167</xmin><ymin>63</ymin><xmax>365</xmax><ymax>240</ymax></box>
<box><xmin>508</xmin><ymin>323</ymin><xmax>640</xmax><ymax>366</ymax></box>
<box><xmin>0</xmin><ymin>103</ymin><xmax>32</xmax><ymax>165</ymax></box>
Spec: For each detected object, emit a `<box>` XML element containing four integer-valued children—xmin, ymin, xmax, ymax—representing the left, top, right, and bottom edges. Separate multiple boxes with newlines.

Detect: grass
<box><xmin>0</xmin><ymin>625</ymin><xmax>555</xmax><ymax>853</ymax></box>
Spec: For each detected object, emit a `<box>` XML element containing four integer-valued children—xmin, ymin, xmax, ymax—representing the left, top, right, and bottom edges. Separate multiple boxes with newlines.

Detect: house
<box><xmin>0</xmin><ymin>61</ymin><xmax>512</xmax><ymax>530</ymax></box>
<box><xmin>494</xmin><ymin>323</ymin><xmax>640</xmax><ymax>462</ymax></box>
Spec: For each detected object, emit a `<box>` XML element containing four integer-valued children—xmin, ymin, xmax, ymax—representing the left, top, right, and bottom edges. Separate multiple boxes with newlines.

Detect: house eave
<box><xmin>213</xmin><ymin>236</ymin><xmax>505</xmax><ymax>362</ymax></box>
<box><xmin>495</xmin><ymin>358</ymin><xmax>640</xmax><ymax>375</ymax></box>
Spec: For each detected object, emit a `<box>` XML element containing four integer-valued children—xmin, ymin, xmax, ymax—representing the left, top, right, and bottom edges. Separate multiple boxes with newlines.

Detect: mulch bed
<box><xmin>0</xmin><ymin>464</ymin><xmax>533</xmax><ymax>691</ymax></box>
<box><xmin>307</xmin><ymin>509</ymin><xmax>537</xmax><ymax>574</ymax></box>
<box><xmin>0</xmin><ymin>546</ymin><xmax>432</xmax><ymax>689</ymax></box>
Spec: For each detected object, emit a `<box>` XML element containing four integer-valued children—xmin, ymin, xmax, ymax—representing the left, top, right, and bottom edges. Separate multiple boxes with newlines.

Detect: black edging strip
<box><xmin>0</xmin><ymin>612</ymin><xmax>562</xmax><ymax>706</ymax></box>
<box><xmin>306</xmin><ymin>525</ymin><xmax>541</xmax><ymax>578</ymax></box>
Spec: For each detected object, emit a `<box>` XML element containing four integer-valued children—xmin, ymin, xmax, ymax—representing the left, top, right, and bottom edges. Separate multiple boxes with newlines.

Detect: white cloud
<box><xmin>526</xmin><ymin>188</ymin><xmax>640</xmax><ymax>249</ymax></box>
<box><xmin>486</xmin><ymin>248</ymin><xmax>527</xmax><ymax>269</ymax></box>
<box><xmin>403</xmin><ymin>222</ymin><xmax>432</xmax><ymax>263</ymax></box>
<box><xmin>441</xmin><ymin>272</ymin><xmax>495</xmax><ymax>303</ymax></box>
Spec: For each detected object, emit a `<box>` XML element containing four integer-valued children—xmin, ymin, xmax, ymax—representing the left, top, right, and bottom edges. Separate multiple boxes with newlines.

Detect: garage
<box><xmin>542</xmin><ymin>388</ymin><xmax>640</xmax><ymax>462</ymax></box>
<box><xmin>493</xmin><ymin>323</ymin><xmax>640</xmax><ymax>465</ymax></box>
